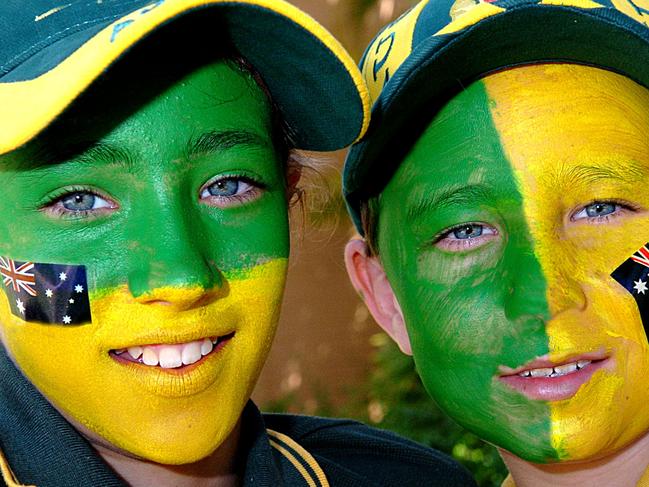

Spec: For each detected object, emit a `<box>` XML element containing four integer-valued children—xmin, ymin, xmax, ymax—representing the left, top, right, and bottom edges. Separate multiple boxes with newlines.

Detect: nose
<box><xmin>125</xmin><ymin>200</ymin><xmax>223</xmax><ymax>310</ymax></box>
<box><xmin>133</xmin><ymin>283</ymin><xmax>224</xmax><ymax>310</ymax></box>
<box><xmin>503</xmin><ymin>233</ymin><xmax>587</xmax><ymax>321</ymax></box>
<box><xmin>502</xmin><ymin>242</ymin><xmax>551</xmax><ymax>322</ymax></box>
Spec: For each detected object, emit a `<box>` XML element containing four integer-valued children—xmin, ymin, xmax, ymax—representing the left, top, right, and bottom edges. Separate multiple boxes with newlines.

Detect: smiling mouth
<box><xmin>498</xmin><ymin>355</ymin><xmax>610</xmax><ymax>401</ymax></box>
<box><xmin>515</xmin><ymin>359</ymin><xmax>593</xmax><ymax>378</ymax></box>
<box><xmin>109</xmin><ymin>332</ymin><xmax>235</xmax><ymax>370</ymax></box>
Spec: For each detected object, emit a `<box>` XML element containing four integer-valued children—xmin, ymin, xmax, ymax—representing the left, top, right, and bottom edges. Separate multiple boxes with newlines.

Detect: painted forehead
<box><xmin>7</xmin><ymin>67</ymin><xmax>270</xmax><ymax>166</ymax></box>
<box><xmin>392</xmin><ymin>64</ymin><xmax>649</xmax><ymax>223</ymax></box>
<box><xmin>485</xmin><ymin>64</ymin><xmax>649</xmax><ymax>181</ymax></box>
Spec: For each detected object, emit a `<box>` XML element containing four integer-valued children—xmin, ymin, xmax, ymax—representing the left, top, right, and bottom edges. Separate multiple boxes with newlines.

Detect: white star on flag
<box><xmin>69</xmin><ymin>298</ymin><xmax>74</xmax><ymax>304</ymax></box>
<box><xmin>16</xmin><ymin>299</ymin><xmax>24</xmax><ymax>314</ymax></box>
<box><xmin>45</xmin><ymin>289</ymin><xmax>53</xmax><ymax>298</ymax></box>
<box><xmin>62</xmin><ymin>315</ymin><xmax>71</xmax><ymax>324</ymax></box>
<box><xmin>59</xmin><ymin>272</ymin><xmax>67</xmax><ymax>281</ymax></box>
<box><xmin>634</xmin><ymin>278</ymin><xmax>648</xmax><ymax>295</ymax></box>
<box><xmin>74</xmin><ymin>284</ymin><xmax>84</xmax><ymax>293</ymax></box>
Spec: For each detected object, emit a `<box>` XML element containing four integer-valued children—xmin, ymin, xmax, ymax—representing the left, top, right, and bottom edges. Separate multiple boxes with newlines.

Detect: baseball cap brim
<box><xmin>344</xmin><ymin>0</ymin><xmax>649</xmax><ymax>233</ymax></box>
<box><xmin>0</xmin><ymin>0</ymin><xmax>370</xmax><ymax>155</ymax></box>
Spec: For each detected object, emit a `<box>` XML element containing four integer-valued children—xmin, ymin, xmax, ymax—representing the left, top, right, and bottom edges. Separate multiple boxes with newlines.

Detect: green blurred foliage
<box><xmin>264</xmin><ymin>332</ymin><xmax>508</xmax><ymax>486</ymax></box>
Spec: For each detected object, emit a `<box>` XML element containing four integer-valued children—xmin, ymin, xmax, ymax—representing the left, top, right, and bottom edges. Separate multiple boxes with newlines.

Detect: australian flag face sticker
<box><xmin>0</xmin><ymin>256</ymin><xmax>91</xmax><ymax>326</ymax></box>
<box><xmin>611</xmin><ymin>244</ymin><xmax>649</xmax><ymax>334</ymax></box>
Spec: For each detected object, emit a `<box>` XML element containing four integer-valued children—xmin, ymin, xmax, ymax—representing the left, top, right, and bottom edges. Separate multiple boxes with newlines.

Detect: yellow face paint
<box><xmin>1</xmin><ymin>259</ymin><xmax>287</xmax><ymax>464</ymax></box>
<box><xmin>485</xmin><ymin>64</ymin><xmax>649</xmax><ymax>460</ymax></box>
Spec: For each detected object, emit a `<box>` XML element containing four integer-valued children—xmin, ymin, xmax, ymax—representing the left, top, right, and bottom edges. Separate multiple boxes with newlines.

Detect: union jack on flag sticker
<box><xmin>0</xmin><ymin>256</ymin><xmax>91</xmax><ymax>326</ymax></box>
<box><xmin>0</xmin><ymin>258</ymin><xmax>36</xmax><ymax>296</ymax></box>
<box><xmin>612</xmin><ymin>243</ymin><xmax>649</xmax><ymax>334</ymax></box>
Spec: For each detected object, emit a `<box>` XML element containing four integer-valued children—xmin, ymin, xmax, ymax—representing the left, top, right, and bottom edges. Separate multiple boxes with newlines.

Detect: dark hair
<box><xmin>359</xmin><ymin>196</ymin><xmax>381</xmax><ymax>256</ymax></box>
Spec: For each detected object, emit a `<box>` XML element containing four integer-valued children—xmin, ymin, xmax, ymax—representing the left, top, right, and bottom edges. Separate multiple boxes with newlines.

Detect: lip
<box><xmin>108</xmin><ymin>332</ymin><xmax>235</xmax><ymax>398</ymax></box>
<box><xmin>498</xmin><ymin>352</ymin><xmax>611</xmax><ymax>402</ymax></box>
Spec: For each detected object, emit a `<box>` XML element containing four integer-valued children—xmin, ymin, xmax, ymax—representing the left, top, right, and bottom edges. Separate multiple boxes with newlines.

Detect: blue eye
<box><xmin>435</xmin><ymin>222</ymin><xmax>498</xmax><ymax>252</ymax></box>
<box><xmin>452</xmin><ymin>224</ymin><xmax>484</xmax><ymax>239</ymax></box>
<box><xmin>59</xmin><ymin>192</ymin><xmax>112</xmax><ymax>212</ymax></box>
<box><xmin>61</xmin><ymin>192</ymin><xmax>96</xmax><ymax>211</ymax></box>
<box><xmin>585</xmin><ymin>202</ymin><xmax>616</xmax><ymax>217</ymax></box>
<box><xmin>199</xmin><ymin>175</ymin><xmax>262</xmax><ymax>208</ymax></box>
<box><xmin>42</xmin><ymin>189</ymin><xmax>116</xmax><ymax>219</ymax></box>
<box><xmin>572</xmin><ymin>201</ymin><xmax>625</xmax><ymax>222</ymax></box>
<box><xmin>205</xmin><ymin>179</ymin><xmax>241</xmax><ymax>197</ymax></box>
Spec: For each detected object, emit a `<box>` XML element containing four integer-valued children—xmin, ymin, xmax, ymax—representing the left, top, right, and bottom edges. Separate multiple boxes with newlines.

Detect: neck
<box><xmin>93</xmin><ymin>420</ymin><xmax>242</xmax><ymax>487</ymax></box>
<box><xmin>500</xmin><ymin>431</ymin><xmax>649</xmax><ymax>487</ymax></box>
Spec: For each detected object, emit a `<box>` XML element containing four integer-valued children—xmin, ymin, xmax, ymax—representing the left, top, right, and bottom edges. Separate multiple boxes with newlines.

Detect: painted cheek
<box><xmin>380</xmin><ymin>205</ymin><xmax>555</xmax><ymax>462</ymax></box>
<box><xmin>0</xmin><ymin>259</ymin><xmax>287</xmax><ymax>464</ymax></box>
<box><xmin>398</xmin><ymin>266</ymin><xmax>555</xmax><ymax>461</ymax></box>
<box><xmin>543</xmin><ymin>225</ymin><xmax>649</xmax><ymax>459</ymax></box>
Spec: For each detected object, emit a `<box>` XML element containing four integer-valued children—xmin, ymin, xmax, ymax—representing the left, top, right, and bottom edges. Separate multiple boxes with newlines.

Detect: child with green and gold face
<box><xmin>344</xmin><ymin>0</ymin><xmax>649</xmax><ymax>485</ymax></box>
<box><xmin>2</xmin><ymin>33</ymin><xmax>293</xmax><ymax>468</ymax></box>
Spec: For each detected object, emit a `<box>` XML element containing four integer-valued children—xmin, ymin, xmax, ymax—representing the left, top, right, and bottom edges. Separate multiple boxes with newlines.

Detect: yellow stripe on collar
<box><xmin>267</xmin><ymin>428</ymin><xmax>329</xmax><ymax>487</ymax></box>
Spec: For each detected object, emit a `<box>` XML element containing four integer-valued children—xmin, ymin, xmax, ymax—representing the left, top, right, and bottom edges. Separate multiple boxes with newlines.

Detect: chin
<box><xmin>111</xmin><ymin>426</ymin><xmax>232</xmax><ymax>465</ymax></box>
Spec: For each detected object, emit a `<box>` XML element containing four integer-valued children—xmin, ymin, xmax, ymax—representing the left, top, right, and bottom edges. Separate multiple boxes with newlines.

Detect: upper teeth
<box><xmin>114</xmin><ymin>337</ymin><xmax>219</xmax><ymax>369</ymax></box>
<box><xmin>518</xmin><ymin>360</ymin><xmax>591</xmax><ymax>378</ymax></box>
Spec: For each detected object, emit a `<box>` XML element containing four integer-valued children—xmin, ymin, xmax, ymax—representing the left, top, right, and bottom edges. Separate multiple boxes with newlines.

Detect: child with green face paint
<box><xmin>0</xmin><ymin>1</ymin><xmax>479</xmax><ymax>487</ymax></box>
<box><xmin>343</xmin><ymin>0</ymin><xmax>649</xmax><ymax>485</ymax></box>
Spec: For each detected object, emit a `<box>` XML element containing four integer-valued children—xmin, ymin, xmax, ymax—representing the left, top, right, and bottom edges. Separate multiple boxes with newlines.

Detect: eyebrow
<box><xmin>406</xmin><ymin>184</ymin><xmax>492</xmax><ymax>223</ymax></box>
<box><xmin>186</xmin><ymin>130</ymin><xmax>269</xmax><ymax>158</ymax></box>
<box><xmin>15</xmin><ymin>129</ymin><xmax>268</xmax><ymax>171</ymax></box>
<box><xmin>72</xmin><ymin>142</ymin><xmax>136</xmax><ymax>169</ymax></box>
<box><xmin>16</xmin><ymin>140</ymin><xmax>137</xmax><ymax>171</ymax></box>
<box><xmin>559</xmin><ymin>162</ymin><xmax>647</xmax><ymax>186</ymax></box>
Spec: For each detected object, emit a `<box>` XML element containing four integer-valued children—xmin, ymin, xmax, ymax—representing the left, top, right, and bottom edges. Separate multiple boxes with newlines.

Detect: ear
<box><xmin>344</xmin><ymin>239</ymin><xmax>412</xmax><ymax>355</ymax></box>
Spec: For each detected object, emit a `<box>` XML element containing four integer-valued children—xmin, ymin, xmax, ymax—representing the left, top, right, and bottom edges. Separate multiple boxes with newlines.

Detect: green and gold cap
<box><xmin>0</xmin><ymin>0</ymin><xmax>370</xmax><ymax>154</ymax></box>
<box><xmin>343</xmin><ymin>0</ymin><xmax>649</xmax><ymax>233</ymax></box>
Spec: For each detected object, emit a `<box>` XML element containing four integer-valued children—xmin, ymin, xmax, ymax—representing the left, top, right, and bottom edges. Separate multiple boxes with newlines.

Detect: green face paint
<box><xmin>0</xmin><ymin>57</ymin><xmax>290</xmax><ymax>464</ymax></box>
<box><xmin>0</xmin><ymin>58</ymin><xmax>289</xmax><ymax>283</ymax></box>
<box><xmin>376</xmin><ymin>80</ymin><xmax>554</xmax><ymax>461</ymax></box>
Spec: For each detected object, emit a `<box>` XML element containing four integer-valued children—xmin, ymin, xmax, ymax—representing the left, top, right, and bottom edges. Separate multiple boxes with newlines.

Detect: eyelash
<box><xmin>433</xmin><ymin>222</ymin><xmax>498</xmax><ymax>252</ymax></box>
<box><xmin>570</xmin><ymin>199</ymin><xmax>637</xmax><ymax>224</ymax></box>
<box><xmin>198</xmin><ymin>175</ymin><xmax>265</xmax><ymax>208</ymax></box>
<box><xmin>41</xmin><ymin>186</ymin><xmax>117</xmax><ymax>220</ymax></box>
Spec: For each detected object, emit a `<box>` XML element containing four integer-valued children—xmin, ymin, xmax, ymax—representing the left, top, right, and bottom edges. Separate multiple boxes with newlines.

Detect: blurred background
<box><xmin>250</xmin><ymin>1</ymin><xmax>507</xmax><ymax>485</ymax></box>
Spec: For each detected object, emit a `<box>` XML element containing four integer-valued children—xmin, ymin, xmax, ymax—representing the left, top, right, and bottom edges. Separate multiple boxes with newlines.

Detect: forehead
<box><xmin>384</xmin><ymin>64</ymin><xmax>649</xmax><ymax>212</ymax></box>
<box><xmin>484</xmin><ymin>64</ymin><xmax>649</xmax><ymax>184</ymax></box>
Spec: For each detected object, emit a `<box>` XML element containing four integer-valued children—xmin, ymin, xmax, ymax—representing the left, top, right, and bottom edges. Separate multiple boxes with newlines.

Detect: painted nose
<box><xmin>503</xmin><ymin>234</ymin><xmax>587</xmax><ymax>322</ymax></box>
<box><xmin>126</xmin><ymin>206</ymin><xmax>222</xmax><ymax>310</ymax></box>
<box><xmin>133</xmin><ymin>282</ymin><xmax>224</xmax><ymax>310</ymax></box>
<box><xmin>503</xmin><ymin>245</ymin><xmax>551</xmax><ymax>322</ymax></box>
